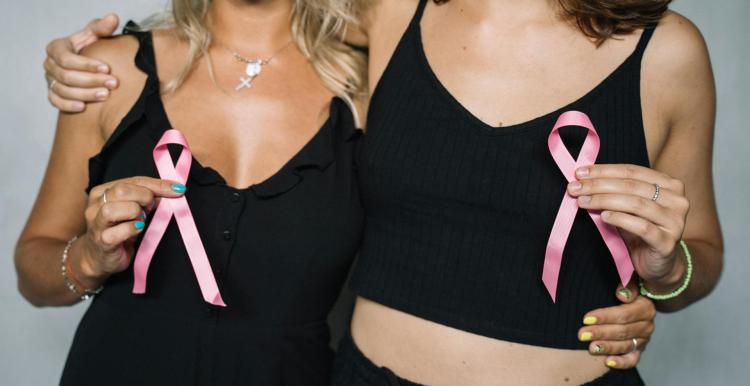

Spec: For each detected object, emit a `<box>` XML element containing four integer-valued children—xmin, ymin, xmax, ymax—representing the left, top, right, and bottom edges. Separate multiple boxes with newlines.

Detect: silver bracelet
<box><xmin>61</xmin><ymin>236</ymin><xmax>103</xmax><ymax>300</ymax></box>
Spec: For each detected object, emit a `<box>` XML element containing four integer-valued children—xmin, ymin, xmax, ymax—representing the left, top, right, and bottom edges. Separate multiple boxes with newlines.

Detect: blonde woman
<box><xmin>16</xmin><ymin>0</ymin><xmax>366</xmax><ymax>385</ymax></box>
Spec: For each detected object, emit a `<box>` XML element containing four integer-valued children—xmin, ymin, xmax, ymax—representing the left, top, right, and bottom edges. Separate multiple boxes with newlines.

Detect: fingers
<box><xmin>99</xmin><ymin>219</ymin><xmax>146</xmax><ymax>250</ymax></box>
<box><xmin>49</xmin><ymin>77</ymin><xmax>109</xmax><ymax>103</ymax></box>
<box><xmin>588</xmin><ymin>337</ymin><xmax>649</xmax><ymax>356</ymax></box>
<box><xmin>579</xmin><ymin>320</ymin><xmax>653</xmax><ymax>344</ymax></box>
<box><xmin>89</xmin><ymin>177</ymin><xmax>186</xmax><ymax>206</ymax></box>
<box><xmin>48</xmin><ymin>91</ymin><xmax>85</xmax><ymax>113</ymax></box>
<box><xmin>601</xmin><ymin>210</ymin><xmax>677</xmax><ymax>257</ymax></box>
<box><xmin>101</xmin><ymin>182</ymin><xmax>158</xmax><ymax>209</ymax></box>
<box><xmin>614</xmin><ymin>281</ymin><xmax>639</xmax><ymax>304</ymax></box>
<box><xmin>46</xmin><ymin>37</ymin><xmax>109</xmax><ymax>74</ymax></box>
<box><xmin>581</xmin><ymin>295</ymin><xmax>656</xmax><ymax>329</ymax></box>
<box><xmin>604</xmin><ymin>351</ymin><xmax>641</xmax><ymax>370</ymax></box>
<box><xmin>577</xmin><ymin>193</ymin><xmax>676</xmax><ymax>230</ymax></box>
<box><xmin>92</xmin><ymin>202</ymin><xmax>145</xmax><ymax>248</ymax></box>
<box><xmin>567</xmin><ymin>177</ymin><xmax>686</xmax><ymax>208</ymax></box>
<box><xmin>576</xmin><ymin>164</ymin><xmax>680</xmax><ymax>191</ymax></box>
<box><xmin>86</xmin><ymin>14</ymin><xmax>120</xmax><ymax>39</ymax></box>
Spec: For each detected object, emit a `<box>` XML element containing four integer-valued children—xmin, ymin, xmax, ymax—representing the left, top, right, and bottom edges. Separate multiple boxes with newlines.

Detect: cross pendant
<box><xmin>235</xmin><ymin>76</ymin><xmax>254</xmax><ymax>91</ymax></box>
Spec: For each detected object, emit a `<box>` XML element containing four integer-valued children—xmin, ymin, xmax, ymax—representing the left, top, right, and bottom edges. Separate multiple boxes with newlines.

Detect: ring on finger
<box><xmin>101</xmin><ymin>189</ymin><xmax>109</xmax><ymax>205</ymax></box>
<box><xmin>631</xmin><ymin>338</ymin><xmax>639</xmax><ymax>353</ymax></box>
<box><xmin>651</xmin><ymin>183</ymin><xmax>661</xmax><ymax>202</ymax></box>
<box><xmin>48</xmin><ymin>79</ymin><xmax>58</xmax><ymax>91</ymax></box>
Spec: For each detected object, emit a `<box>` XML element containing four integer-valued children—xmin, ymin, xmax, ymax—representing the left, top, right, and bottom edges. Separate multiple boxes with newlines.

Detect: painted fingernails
<box><xmin>172</xmin><ymin>183</ymin><xmax>187</xmax><ymax>193</ymax></box>
<box><xmin>618</xmin><ymin>287</ymin><xmax>632</xmax><ymax>299</ymax></box>
<box><xmin>583</xmin><ymin>316</ymin><xmax>598</xmax><ymax>325</ymax></box>
<box><xmin>606</xmin><ymin>360</ymin><xmax>617</xmax><ymax>368</ymax></box>
<box><xmin>592</xmin><ymin>344</ymin><xmax>604</xmax><ymax>354</ymax></box>
<box><xmin>135</xmin><ymin>221</ymin><xmax>145</xmax><ymax>230</ymax></box>
<box><xmin>579</xmin><ymin>331</ymin><xmax>593</xmax><ymax>342</ymax></box>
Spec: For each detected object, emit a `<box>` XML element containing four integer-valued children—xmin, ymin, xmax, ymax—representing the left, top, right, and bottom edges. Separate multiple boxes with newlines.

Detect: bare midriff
<box><xmin>350</xmin><ymin>297</ymin><xmax>610</xmax><ymax>386</ymax></box>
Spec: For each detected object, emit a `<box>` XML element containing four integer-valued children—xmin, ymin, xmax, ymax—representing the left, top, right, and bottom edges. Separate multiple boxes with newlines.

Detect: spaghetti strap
<box><xmin>633</xmin><ymin>26</ymin><xmax>657</xmax><ymax>58</ymax></box>
<box><xmin>123</xmin><ymin>21</ymin><xmax>159</xmax><ymax>80</ymax></box>
<box><xmin>412</xmin><ymin>0</ymin><xmax>429</xmax><ymax>26</ymax></box>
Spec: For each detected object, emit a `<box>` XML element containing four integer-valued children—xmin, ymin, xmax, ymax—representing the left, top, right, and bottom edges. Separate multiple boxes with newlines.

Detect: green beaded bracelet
<box><xmin>639</xmin><ymin>240</ymin><xmax>693</xmax><ymax>301</ymax></box>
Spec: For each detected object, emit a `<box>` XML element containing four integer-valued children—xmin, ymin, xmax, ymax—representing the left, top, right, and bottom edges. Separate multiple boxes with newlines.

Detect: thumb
<box><xmin>615</xmin><ymin>280</ymin><xmax>638</xmax><ymax>304</ymax></box>
<box><xmin>88</xmin><ymin>13</ymin><xmax>120</xmax><ymax>37</ymax></box>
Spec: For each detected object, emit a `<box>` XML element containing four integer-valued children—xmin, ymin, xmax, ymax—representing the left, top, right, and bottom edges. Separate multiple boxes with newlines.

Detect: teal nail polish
<box><xmin>172</xmin><ymin>183</ymin><xmax>187</xmax><ymax>193</ymax></box>
<box><xmin>141</xmin><ymin>210</ymin><xmax>147</xmax><ymax>220</ymax></box>
<box><xmin>135</xmin><ymin>221</ymin><xmax>146</xmax><ymax>230</ymax></box>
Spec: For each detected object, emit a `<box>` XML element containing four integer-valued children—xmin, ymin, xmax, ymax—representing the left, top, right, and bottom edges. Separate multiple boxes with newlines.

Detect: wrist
<box><xmin>70</xmin><ymin>236</ymin><xmax>108</xmax><ymax>290</ymax></box>
<box><xmin>643</xmin><ymin>255</ymin><xmax>685</xmax><ymax>294</ymax></box>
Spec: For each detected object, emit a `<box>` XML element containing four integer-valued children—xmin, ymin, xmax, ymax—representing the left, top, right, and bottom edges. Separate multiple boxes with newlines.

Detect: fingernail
<box><xmin>172</xmin><ymin>183</ymin><xmax>187</xmax><ymax>193</ymax></box>
<box><xmin>618</xmin><ymin>288</ymin><xmax>632</xmax><ymax>299</ymax></box>
<box><xmin>96</xmin><ymin>90</ymin><xmax>108</xmax><ymax>99</ymax></box>
<box><xmin>141</xmin><ymin>210</ymin><xmax>147</xmax><ymax>220</ymax></box>
<box><xmin>601</xmin><ymin>210</ymin><xmax>611</xmax><ymax>220</ymax></box>
<box><xmin>576</xmin><ymin>167</ymin><xmax>590</xmax><ymax>177</ymax></box>
<box><xmin>606</xmin><ymin>360</ymin><xmax>617</xmax><ymax>368</ymax></box>
<box><xmin>105</xmin><ymin>79</ymin><xmax>117</xmax><ymax>88</ymax></box>
<box><xmin>593</xmin><ymin>344</ymin><xmax>604</xmax><ymax>354</ymax></box>
<box><xmin>98</xmin><ymin>65</ymin><xmax>109</xmax><ymax>73</ymax></box>
<box><xmin>134</xmin><ymin>221</ymin><xmax>145</xmax><ymax>230</ymax></box>
<box><xmin>583</xmin><ymin>316</ymin><xmax>598</xmax><ymax>325</ymax></box>
<box><xmin>579</xmin><ymin>331</ymin><xmax>593</xmax><ymax>342</ymax></box>
<box><xmin>568</xmin><ymin>181</ymin><xmax>582</xmax><ymax>191</ymax></box>
<box><xmin>578</xmin><ymin>196</ymin><xmax>591</xmax><ymax>204</ymax></box>
<box><xmin>72</xmin><ymin>102</ymin><xmax>85</xmax><ymax>112</ymax></box>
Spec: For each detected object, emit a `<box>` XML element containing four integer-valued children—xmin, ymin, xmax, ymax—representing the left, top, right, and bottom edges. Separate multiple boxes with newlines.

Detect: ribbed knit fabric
<box><xmin>350</xmin><ymin>0</ymin><xmax>654</xmax><ymax>350</ymax></box>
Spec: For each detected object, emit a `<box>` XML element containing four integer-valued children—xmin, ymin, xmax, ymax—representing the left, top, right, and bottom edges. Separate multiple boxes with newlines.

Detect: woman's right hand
<box><xmin>44</xmin><ymin>14</ymin><xmax>120</xmax><ymax>112</ymax></box>
<box><xmin>74</xmin><ymin>177</ymin><xmax>187</xmax><ymax>288</ymax></box>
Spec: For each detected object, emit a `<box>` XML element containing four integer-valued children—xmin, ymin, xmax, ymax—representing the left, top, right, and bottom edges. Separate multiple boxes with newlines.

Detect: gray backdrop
<box><xmin>1</xmin><ymin>1</ymin><xmax>747</xmax><ymax>385</ymax></box>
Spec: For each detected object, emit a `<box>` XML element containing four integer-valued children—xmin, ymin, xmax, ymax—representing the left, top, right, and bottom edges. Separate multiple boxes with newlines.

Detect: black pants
<box><xmin>331</xmin><ymin>332</ymin><xmax>645</xmax><ymax>386</ymax></box>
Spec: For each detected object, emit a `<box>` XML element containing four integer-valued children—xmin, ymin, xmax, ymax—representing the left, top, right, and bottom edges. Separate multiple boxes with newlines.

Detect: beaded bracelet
<box><xmin>61</xmin><ymin>236</ymin><xmax>103</xmax><ymax>300</ymax></box>
<box><xmin>639</xmin><ymin>240</ymin><xmax>693</xmax><ymax>301</ymax></box>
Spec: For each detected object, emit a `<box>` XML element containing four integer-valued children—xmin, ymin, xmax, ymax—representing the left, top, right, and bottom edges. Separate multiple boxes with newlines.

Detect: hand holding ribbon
<box><xmin>132</xmin><ymin>129</ymin><xmax>226</xmax><ymax>306</ymax></box>
<box><xmin>544</xmin><ymin>111</ymin><xmax>635</xmax><ymax>302</ymax></box>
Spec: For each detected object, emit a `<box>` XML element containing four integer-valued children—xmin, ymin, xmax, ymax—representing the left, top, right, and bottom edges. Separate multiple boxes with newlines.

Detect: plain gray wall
<box><xmin>1</xmin><ymin>1</ymin><xmax>747</xmax><ymax>385</ymax></box>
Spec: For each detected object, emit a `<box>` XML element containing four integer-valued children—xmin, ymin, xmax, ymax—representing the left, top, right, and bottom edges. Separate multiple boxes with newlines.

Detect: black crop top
<box><xmin>60</xmin><ymin>25</ymin><xmax>363</xmax><ymax>386</ymax></box>
<box><xmin>350</xmin><ymin>0</ymin><xmax>654</xmax><ymax>349</ymax></box>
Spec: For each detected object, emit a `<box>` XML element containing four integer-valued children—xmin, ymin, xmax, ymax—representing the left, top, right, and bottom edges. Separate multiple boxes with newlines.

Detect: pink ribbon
<box><xmin>543</xmin><ymin>111</ymin><xmax>634</xmax><ymax>302</ymax></box>
<box><xmin>132</xmin><ymin>129</ymin><xmax>226</xmax><ymax>307</ymax></box>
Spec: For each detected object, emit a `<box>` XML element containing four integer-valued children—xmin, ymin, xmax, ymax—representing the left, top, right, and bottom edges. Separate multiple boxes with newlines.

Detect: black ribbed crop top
<box><xmin>350</xmin><ymin>0</ymin><xmax>654</xmax><ymax>349</ymax></box>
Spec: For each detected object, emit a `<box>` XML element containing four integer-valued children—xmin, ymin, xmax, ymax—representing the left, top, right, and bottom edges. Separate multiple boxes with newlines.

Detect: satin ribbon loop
<box><xmin>132</xmin><ymin>129</ymin><xmax>226</xmax><ymax>307</ymax></box>
<box><xmin>543</xmin><ymin>111</ymin><xmax>634</xmax><ymax>302</ymax></box>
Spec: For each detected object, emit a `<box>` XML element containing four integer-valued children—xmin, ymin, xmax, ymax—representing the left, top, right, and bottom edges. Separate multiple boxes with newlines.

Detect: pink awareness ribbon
<box><xmin>132</xmin><ymin>129</ymin><xmax>226</xmax><ymax>307</ymax></box>
<box><xmin>543</xmin><ymin>111</ymin><xmax>634</xmax><ymax>303</ymax></box>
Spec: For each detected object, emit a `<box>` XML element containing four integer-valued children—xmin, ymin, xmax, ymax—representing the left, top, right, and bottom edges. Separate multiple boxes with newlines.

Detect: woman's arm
<box><xmin>17</xmin><ymin>36</ymin><xmax>184</xmax><ymax>307</ymax></box>
<box><xmin>568</xmin><ymin>12</ymin><xmax>722</xmax><ymax>313</ymax></box>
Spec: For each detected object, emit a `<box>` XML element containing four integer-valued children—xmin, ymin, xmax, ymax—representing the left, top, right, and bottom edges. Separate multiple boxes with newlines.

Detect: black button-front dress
<box><xmin>60</xmin><ymin>24</ymin><xmax>363</xmax><ymax>386</ymax></box>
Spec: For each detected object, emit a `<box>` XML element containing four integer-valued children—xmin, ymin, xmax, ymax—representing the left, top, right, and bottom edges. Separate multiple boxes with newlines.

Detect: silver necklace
<box><xmin>227</xmin><ymin>40</ymin><xmax>294</xmax><ymax>92</ymax></box>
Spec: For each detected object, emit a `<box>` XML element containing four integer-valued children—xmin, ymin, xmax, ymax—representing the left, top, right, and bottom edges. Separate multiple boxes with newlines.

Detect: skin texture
<box><xmin>17</xmin><ymin>0</ymin><xmax>335</xmax><ymax>309</ymax></box>
<box><xmin>35</xmin><ymin>0</ymin><xmax>722</xmax><ymax>382</ymax></box>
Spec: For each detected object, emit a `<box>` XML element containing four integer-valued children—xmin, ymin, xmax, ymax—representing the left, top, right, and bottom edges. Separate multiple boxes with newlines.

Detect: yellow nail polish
<box><xmin>583</xmin><ymin>316</ymin><xmax>598</xmax><ymax>325</ymax></box>
<box><xmin>579</xmin><ymin>332</ymin><xmax>593</xmax><ymax>341</ymax></box>
<box><xmin>606</xmin><ymin>360</ymin><xmax>617</xmax><ymax>368</ymax></box>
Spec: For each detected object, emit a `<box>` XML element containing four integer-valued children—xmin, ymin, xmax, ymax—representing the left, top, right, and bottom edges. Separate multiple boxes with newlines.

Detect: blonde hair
<box><xmin>142</xmin><ymin>0</ymin><xmax>367</xmax><ymax>124</ymax></box>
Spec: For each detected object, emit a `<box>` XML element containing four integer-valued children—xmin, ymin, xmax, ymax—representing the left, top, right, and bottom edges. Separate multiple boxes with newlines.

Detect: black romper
<box><xmin>333</xmin><ymin>0</ymin><xmax>653</xmax><ymax>384</ymax></box>
<box><xmin>60</xmin><ymin>26</ymin><xmax>363</xmax><ymax>386</ymax></box>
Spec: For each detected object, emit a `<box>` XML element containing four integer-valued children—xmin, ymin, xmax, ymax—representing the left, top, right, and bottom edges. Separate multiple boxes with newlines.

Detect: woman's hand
<box><xmin>567</xmin><ymin>164</ymin><xmax>691</xmax><ymax>292</ymax></box>
<box><xmin>578</xmin><ymin>282</ymin><xmax>656</xmax><ymax>369</ymax></box>
<box><xmin>44</xmin><ymin>14</ymin><xmax>120</xmax><ymax>112</ymax></box>
<box><xmin>72</xmin><ymin>177</ymin><xmax>186</xmax><ymax>289</ymax></box>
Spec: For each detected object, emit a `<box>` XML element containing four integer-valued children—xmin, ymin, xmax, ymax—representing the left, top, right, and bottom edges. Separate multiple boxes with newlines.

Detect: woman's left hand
<box><xmin>567</xmin><ymin>164</ymin><xmax>690</xmax><ymax>287</ymax></box>
<box><xmin>578</xmin><ymin>282</ymin><xmax>656</xmax><ymax>369</ymax></box>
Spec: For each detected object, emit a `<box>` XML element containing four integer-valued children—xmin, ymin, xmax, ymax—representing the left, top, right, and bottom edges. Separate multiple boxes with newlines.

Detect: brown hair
<box><xmin>433</xmin><ymin>0</ymin><xmax>671</xmax><ymax>45</ymax></box>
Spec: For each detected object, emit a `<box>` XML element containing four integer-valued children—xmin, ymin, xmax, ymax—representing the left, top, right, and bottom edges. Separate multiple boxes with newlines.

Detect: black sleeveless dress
<box><xmin>60</xmin><ymin>25</ymin><xmax>363</xmax><ymax>386</ymax></box>
<box><xmin>334</xmin><ymin>0</ymin><xmax>653</xmax><ymax>384</ymax></box>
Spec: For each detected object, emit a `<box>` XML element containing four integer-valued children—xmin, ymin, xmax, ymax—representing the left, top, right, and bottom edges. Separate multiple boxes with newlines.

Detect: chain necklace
<box><xmin>224</xmin><ymin>40</ymin><xmax>294</xmax><ymax>92</ymax></box>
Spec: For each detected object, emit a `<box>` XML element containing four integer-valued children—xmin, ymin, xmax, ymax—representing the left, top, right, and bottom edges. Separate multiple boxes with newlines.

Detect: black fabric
<box><xmin>351</xmin><ymin>0</ymin><xmax>655</xmax><ymax>350</ymax></box>
<box><xmin>332</xmin><ymin>330</ymin><xmax>644</xmax><ymax>386</ymax></box>
<box><xmin>61</xmin><ymin>24</ymin><xmax>363</xmax><ymax>386</ymax></box>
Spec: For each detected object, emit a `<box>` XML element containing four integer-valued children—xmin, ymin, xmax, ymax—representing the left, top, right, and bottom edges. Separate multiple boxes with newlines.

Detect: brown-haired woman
<box><xmin>330</xmin><ymin>0</ymin><xmax>721</xmax><ymax>384</ymax></box>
